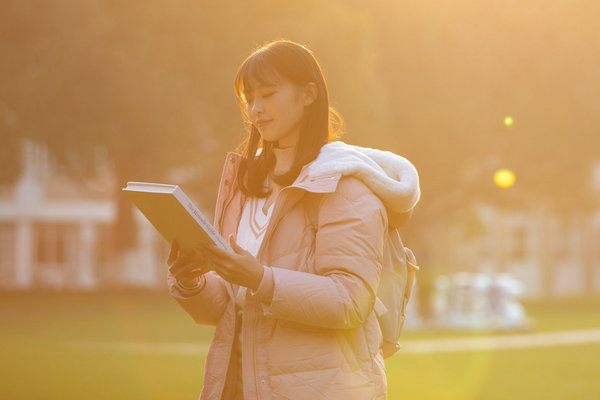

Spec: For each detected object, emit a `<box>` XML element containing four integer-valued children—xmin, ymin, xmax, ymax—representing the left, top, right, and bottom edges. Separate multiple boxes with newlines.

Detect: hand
<box><xmin>167</xmin><ymin>240</ymin><xmax>210</xmax><ymax>289</ymax></box>
<box><xmin>198</xmin><ymin>234</ymin><xmax>264</xmax><ymax>291</ymax></box>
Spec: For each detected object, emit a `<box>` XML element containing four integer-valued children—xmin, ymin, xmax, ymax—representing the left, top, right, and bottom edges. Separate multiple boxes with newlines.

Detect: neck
<box><xmin>271</xmin><ymin>145</ymin><xmax>296</xmax><ymax>176</ymax></box>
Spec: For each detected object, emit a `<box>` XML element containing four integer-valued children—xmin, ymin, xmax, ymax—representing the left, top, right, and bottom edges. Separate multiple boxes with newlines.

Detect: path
<box><xmin>75</xmin><ymin>328</ymin><xmax>600</xmax><ymax>356</ymax></box>
<box><xmin>398</xmin><ymin>328</ymin><xmax>600</xmax><ymax>354</ymax></box>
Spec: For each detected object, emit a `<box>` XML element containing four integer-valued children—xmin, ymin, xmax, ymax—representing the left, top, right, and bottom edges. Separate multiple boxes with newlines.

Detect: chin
<box><xmin>259</xmin><ymin>135</ymin><xmax>279</xmax><ymax>143</ymax></box>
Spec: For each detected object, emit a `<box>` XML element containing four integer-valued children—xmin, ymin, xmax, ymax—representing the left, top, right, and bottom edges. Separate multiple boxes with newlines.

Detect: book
<box><xmin>122</xmin><ymin>182</ymin><xmax>232</xmax><ymax>253</ymax></box>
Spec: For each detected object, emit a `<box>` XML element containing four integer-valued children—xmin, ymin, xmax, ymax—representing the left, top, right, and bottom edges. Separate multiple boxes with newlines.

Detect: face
<box><xmin>244</xmin><ymin>79</ymin><xmax>313</xmax><ymax>148</ymax></box>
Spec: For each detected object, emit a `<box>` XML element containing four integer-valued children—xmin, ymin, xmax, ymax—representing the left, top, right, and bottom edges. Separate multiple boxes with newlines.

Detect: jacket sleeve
<box><xmin>260</xmin><ymin>177</ymin><xmax>387</xmax><ymax>330</ymax></box>
<box><xmin>168</xmin><ymin>270</ymin><xmax>231</xmax><ymax>326</ymax></box>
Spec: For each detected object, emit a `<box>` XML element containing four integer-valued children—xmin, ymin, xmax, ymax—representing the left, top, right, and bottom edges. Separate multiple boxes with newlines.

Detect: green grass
<box><xmin>387</xmin><ymin>344</ymin><xmax>600</xmax><ymax>400</ymax></box>
<box><xmin>1</xmin><ymin>291</ymin><xmax>599</xmax><ymax>399</ymax></box>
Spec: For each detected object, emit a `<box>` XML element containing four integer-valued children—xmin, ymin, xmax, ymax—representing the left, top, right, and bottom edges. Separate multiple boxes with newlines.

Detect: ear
<box><xmin>302</xmin><ymin>82</ymin><xmax>318</xmax><ymax>107</ymax></box>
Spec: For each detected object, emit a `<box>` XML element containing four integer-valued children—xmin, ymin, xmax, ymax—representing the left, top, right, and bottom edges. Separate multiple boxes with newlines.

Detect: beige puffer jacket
<box><xmin>169</xmin><ymin>142</ymin><xmax>420</xmax><ymax>400</ymax></box>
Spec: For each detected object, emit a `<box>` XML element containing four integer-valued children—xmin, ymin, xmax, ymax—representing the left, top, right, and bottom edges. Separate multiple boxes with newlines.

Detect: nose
<box><xmin>249</xmin><ymin>98</ymin><xmax>264</xmax><ymax>119</ymax></box>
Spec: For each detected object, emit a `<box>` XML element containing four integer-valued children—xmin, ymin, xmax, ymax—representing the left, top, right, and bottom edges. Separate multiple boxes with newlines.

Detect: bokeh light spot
<box><xmin>494</xmin><ymin>168</ymin><xmax>516</xmax><ymax>188</ymax></box>
<box><xmin>504</xmin><ymin>116</ymin><xmax>514</xmax><ymax>127</ymax></box>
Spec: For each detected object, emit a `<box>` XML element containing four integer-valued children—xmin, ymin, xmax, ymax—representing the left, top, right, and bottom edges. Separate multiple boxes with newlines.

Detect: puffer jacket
<box><xmin>168</xmin><ymin>141</ymin><xmax>420</xmax><ymax>400</ymax></box>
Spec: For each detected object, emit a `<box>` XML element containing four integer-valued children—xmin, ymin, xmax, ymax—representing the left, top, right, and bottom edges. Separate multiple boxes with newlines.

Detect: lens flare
<box><xmin>494</xmin><ymin>169</ymin><xmax>516</xmax><ymax>188</ymax></box>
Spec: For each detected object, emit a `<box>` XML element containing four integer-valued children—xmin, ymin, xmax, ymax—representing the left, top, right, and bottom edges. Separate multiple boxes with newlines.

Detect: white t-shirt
<box><xmin>235</xmin><ymin>195</ymin><xmax>275</xmax><ymax>309</ymax></box>
<box><xmin>237</xmin><ymin>196</ymin><xmax>275</xmax><ymax>256</ymax></box>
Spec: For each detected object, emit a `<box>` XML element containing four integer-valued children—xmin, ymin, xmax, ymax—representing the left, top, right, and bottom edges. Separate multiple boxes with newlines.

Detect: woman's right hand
<box><xmin>167</xmin><ymin>240</ymin><xmax>210</xmax><ymax>290</ymax></box>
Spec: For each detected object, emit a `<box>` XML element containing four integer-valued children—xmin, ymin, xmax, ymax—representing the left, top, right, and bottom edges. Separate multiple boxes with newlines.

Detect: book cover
<box><xmin>122</xmin><ymin>182</ymin><xmax>232</xmax><ymax>253</ymax></box>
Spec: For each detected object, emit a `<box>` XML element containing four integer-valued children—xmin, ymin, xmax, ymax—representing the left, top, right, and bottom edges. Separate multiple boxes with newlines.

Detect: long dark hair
<box><xmin>233</xmin><ymin>39</ymin><xmax>344</xmax><ymax>197</ymax></box>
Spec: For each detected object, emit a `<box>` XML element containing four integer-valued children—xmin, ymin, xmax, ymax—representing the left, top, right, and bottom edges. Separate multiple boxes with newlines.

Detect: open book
<box><xmin>122</xmin><ymin>182</ymin><xmax>232</xmax><ymax>253</ymax></box>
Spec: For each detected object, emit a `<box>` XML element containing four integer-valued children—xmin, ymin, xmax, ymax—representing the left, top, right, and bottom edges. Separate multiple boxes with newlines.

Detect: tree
<box><xmin>363</xmin><ymin>0</ymin><xmax>600</xmax><ymax>229</ymax></box>
<box><xmin>0</xmin><ymin>0</ymin><xmax>386</xmax><ymax>254</ymax></box>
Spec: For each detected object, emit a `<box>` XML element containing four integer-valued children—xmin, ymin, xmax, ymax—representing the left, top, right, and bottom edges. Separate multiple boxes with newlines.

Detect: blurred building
<box><xmin>2</xmin><ymin>140</ymin><xmax>600</xmax><ymax>297</ymax></box>
<box><xmin>425</xmin><ymin>202</ymin><xmax>600</xmax><ymax>298</ymax></box>
<box><xmin>0</xmin><ymin>140</ymin><xmax>165</xmax><ymax>290</ymax></box>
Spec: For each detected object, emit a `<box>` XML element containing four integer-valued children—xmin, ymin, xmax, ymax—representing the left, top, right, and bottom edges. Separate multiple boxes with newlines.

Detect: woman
<box><xmin>168</xmin><ymin>39</ymin><xmax>420</xmax><ymax>400</ymax></box>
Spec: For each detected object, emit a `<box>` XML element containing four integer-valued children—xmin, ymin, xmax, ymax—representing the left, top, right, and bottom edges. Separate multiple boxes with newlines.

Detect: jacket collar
<box><xmin>224</xmin><ymin>152</ymin><xmax>341</xmax><ymax>194</ymax></box>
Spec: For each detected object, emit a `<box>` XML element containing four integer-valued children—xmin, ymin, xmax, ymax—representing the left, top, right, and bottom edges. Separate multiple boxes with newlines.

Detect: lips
<box><xmin>256</xmin><ymin>119</ymin><xmax>272</xmax><ymax>128</ymax></box>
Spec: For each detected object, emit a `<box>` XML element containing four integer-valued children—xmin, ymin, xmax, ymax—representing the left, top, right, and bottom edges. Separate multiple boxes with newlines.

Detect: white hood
<box><xmin>308</xmin><ymin>141</ymin><xmax>420</xmax><ymax>213</ymax></box>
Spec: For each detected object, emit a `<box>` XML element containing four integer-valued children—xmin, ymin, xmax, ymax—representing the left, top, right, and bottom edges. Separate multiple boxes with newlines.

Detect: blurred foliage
<box><xmin>365</xmin><ymin>0</ymin><xmax>600</xmax><ymax>223</ymax></box>
<box><xmin>1</xmin><ymin>0</ymin><xmax>599</xmax><ymax>250</ymax></box>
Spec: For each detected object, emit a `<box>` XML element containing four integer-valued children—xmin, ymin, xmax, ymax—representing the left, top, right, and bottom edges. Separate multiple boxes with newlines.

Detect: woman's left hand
<box><xmin>199</xmin><ymin>234</ymin><xmax>264</xmax><ymax>291</ymax></box>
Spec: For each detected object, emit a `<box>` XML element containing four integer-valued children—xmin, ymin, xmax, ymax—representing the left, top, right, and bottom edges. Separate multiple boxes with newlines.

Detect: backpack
<box><xmin>305</xmin><ymin>194</ymin><xmax>419</xmax><ymax>358</ymax></box>
<box><xmin>375</xmin><ymin>229</ymin><xmax>419</xmax><ymax>358</ymax></box>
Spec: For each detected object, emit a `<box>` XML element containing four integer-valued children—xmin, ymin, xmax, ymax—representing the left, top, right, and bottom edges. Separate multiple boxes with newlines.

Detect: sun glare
<box><xmin>494</xmin><ymin>168</ymin><xmax>516</xmax><ymax>189</ymax></box>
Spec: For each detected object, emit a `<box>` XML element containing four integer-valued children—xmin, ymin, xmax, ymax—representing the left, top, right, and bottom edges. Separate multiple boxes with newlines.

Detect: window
<box><xmin>0</xmin><ymin>223</ymin><xmax>15</xmax><ymax>283</ymax></box>
<box><xmin>33</xmin><ymin>223</ymin><xmax>78</xmax><ymax>287</ymax></box>
<box><xmin>510</xmin><ymin>225</ymin><xmax>528</xmax><ymax>261</ymax></box>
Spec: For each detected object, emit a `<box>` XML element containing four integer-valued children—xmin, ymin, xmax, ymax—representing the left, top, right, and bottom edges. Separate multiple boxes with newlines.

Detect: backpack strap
<box><xmin>401</xmin><ymin>247</ymin><xmax>419</xmax><ymax>322</ymax></box>
<box><xmin>378</xmin><ymin>230</ymin><xmax>419</xmax><ymax>358</ymax></box>
<box><xmin>404</xmin><ymin>248</ymin><xmax>419</xmax><ymax>299</ymax></box>
<box><xmin>376</xmin><ymin>248</ymin><xmax>419</xmax><ymax>313</ymax></box>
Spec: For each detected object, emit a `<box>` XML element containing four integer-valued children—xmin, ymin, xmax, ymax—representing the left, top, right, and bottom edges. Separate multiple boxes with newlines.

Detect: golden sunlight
<box><xmin>494</xmin><ymin>168</ymin><xmax>516</xmax><ymax>189</ymax></box>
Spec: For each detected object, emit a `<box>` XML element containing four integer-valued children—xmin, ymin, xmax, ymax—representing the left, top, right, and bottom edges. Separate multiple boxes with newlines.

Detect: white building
<box><xmin>0</xmin><ymin>140</ymin><xmax>165</xmax><ymax>290</ymax></box>
<box><xmin>425</xmin><ymin>202</ymin><xmax>600</xmax><ymax>298</ymax></box>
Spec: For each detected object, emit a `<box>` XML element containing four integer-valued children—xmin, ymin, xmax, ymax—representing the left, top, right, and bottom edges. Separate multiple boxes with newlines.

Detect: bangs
<box><xmin>235</xmin><ymin>51</ymin><xmax>283</xmax><ymax>102</ymax></box>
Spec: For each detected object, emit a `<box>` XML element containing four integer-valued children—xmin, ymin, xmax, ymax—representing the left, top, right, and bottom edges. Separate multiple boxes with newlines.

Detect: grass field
<box><xmin>1</xmin><ymin>291</ymin><xmax>599</xmax><ymax>399</ymax></box>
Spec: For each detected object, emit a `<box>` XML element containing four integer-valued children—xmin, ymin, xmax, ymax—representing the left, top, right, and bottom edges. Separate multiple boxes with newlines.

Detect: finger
<box><xmin>169</xmin><ymin>250</ymin><xmax>201</xmax><ymax>274</ymax></box>
<box><xmin>167</xmin><ymin>240</ymin><xmax>180</xmax><ymax>265</ymax></box>
<box><xmin>178</xmin><ymin>266</ymin><xmax>209</xmax><ymax>281</ymax></box>
<box><xmin>200</xmin><ymin>241</ymin><xmax>237</xmax><ymax>261</ymax></box>
<box><xmin>170</xmin><ymin>261</ymin><xmax>209</xmax><ymax>278</ymax></box>
<box><xmin>169</xmin><ymin>260</ymin><xmax>194</xmax><ymax>276</ymax></box>
<box><xmin>228</xmin><ymin>234</ymin><xmax>247</xmax><ymax>256</ymax></box>
<box><xmin>206</xmin><ymin>256</ymin><xmax>231</xmax><ymax>272</ymax></box>
<box><xmin>211</xmin><ymin>266</ymin><xmax>235</xmax><ymax>283</ymax></box>
<box><xmin>208</xmin><ymin>258</ymin><xmax>238</xmax><ymax>281</ymax></box>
